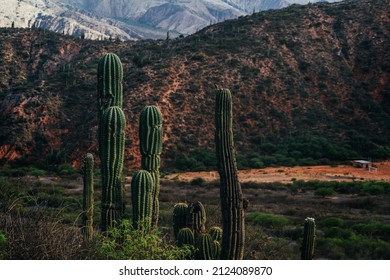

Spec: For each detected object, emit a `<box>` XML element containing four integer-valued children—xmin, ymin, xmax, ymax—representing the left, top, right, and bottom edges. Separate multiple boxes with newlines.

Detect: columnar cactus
<box><xmin>82</xmin><ymin>153</ymin><xmax>94</xmax><ymax>240</ymax></box>
<box><xmin>215</xmin><ymin>88</ymin><xmax>245</xmax><ymax>260</ymax></box>
<box><xmin>177</xmin><ymin>227</ymin><xmax>195</xmax><ymax>247</ymax></box>
<box><xmin>131</xmin><ymin>170</ymin><xmax>154</xmax><ymax>231</ymax></box>
<box><xmin>196</xmin><ymin>233</ymin><xmax>214</xmax><ymax>260</ymax></box>
<box><xmin>173</xmin><ymin>203</ymin><xmax>188</xmax><ymax>239</ymax></box>
<box><xmin>209</xmin><ymin>226</ymin><xmax>223</xmax><ymax>243</ymax></box>
<box><xmin>100</xmin><ymin>106</ymin><xmax>126</xmax><ymax>231</ymax></box>
<box><xmin>97</xmin><ymin>53</ymin><xmax>123</xmax><ymax>115</ymax></box>
<box><xmin>301</xmin><ymin>217</ymin><xmax>316</xmax><ymax>260</ymax></box>
<box><xmin>139</xmin><ymin>105</ymin><xmax>163</xmax><ymax>228</ymax></box>
<box><xmin>186</xmin><ymin>201</ymin><xmax>206</xmax><ymax>236</ymax></box>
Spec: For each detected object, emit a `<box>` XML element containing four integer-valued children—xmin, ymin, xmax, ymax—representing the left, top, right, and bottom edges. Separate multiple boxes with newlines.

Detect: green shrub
<box><xmin>314</xmin><ymin>187</ymin><xmax>335</xmax><ymax>198</ymax></box>
<box><xmin>29</xmin><ymin>168</ymin><xmax>47</xmax><ymax>177</ymax></box>
<box><xmin>246</xmin><ymin>212</ymin><xmax>290</xmax><ymax>228</ymax></box>
<box><xmin>98</xmin><ymin>220</ymin><xmax>193</xmax><ymax>260</ymax></box>
<box><xmin>319</xmin><ymin>217</ymin><xmax>345</xmax><ymax>228</ymax></box>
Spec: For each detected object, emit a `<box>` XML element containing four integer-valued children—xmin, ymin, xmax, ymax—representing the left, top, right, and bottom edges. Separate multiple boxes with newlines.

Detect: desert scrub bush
<box><xmin>314</xmin><ymin>187</ymin><xmax>335</xmax><ymax>198</ymax></box>
<box><xmin>0</xmin><ymin>209</ymin><xmax>85</xmax><ymax>259</ymax></box>
<box><xmin>319</xmin><ymin>217</ymin><xmax>345</xmax><ymax>228</ymax></box>
<box><xmin>245</xmin><ymin>226</ymin><xmax>297</xmax><ymax>259</ymax></box>
<box><xmin>98</xmin><ymin>220</ymin><xmax>193</xmax><ymax>260</ymax></box>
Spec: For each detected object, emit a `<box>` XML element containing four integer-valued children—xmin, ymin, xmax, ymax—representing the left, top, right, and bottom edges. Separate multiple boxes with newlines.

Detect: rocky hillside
<box><xmin>0</xmin><ymin>0</ymin><xmax>389</xmax><ymax>170</ymax></box>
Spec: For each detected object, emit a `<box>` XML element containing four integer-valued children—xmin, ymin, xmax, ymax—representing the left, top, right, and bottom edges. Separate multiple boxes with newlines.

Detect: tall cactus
<box><xmin>131</xmin><ymin>170</ymin><xmax>154</xmax><ymax>231</ymax></box>
<box><xmin>186</xmin><ymin>201</ymin><xmax>206</xmax><ymax>237</ymax></box>
<box><xmin>82</xmin><ymin>153</ymin><xmax>94</xmax><ymax>240</ymax></box>
<box><xmin>139</xmin><ymin>105</ymin><xmax>163</xmax><ymax>227</ymax></box>
<box><xmin>173</xmin><ymin>203</ymin><xmax>188</xmax><ymax>239</ymax></box>
<box><xmin>97</xmin><ymin>53</ymin><xmax>123</xmax><ymax>116</ymax></box>
<box><xmin>100</xmin><ymin>106</ymin><xmax>126</xmax><ymax>231</ymax></box>
<box><xmin>301</xmin><ymin>217</ymin><xmax>316</xmax><ymax>260</ymax></box>
<box><xmin>215</xmin><ymin>88</ymin><xmax>245</xmax><ymax>260</ymax></box>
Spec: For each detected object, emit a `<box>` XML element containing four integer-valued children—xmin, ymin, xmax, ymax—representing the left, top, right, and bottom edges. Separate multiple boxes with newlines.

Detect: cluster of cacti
<box><xmin>131</xmin><ymin>170</ymin><xmax>154</xmax><ymax>230</ymax></box>
<box><xmin>215</xmin><ymin>88</ymin><xmax>245</xmax><ymax>260</ymax></box>
<box><xmin>301</xmin><ymin>217</ymin><xmax>316</xmax><ymax>260</ymax></box>
<box><xmin>173</xmin><ymin>202</ymin><xmax>222</xmax><ymax>259</ymax></box>
<box><xmin>97</xmin><ymin>53</ymin><xmax>126</xmax><ymax>232</ymax></box>
<box><xmin>82</xmin><ymin>153</ymin><xmax>94</xmax><ymax>241</ymax></box>
<box><xmin>139</xmin><ymin>106</ymin><xmax>163</xmax><ymax>228</ymax></box>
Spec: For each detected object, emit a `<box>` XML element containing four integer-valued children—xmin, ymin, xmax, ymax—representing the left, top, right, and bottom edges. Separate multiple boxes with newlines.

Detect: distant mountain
<box><xmin>1</xmin><ymin>0</ymin><xmax>343</xmax><ymax>40</ymax></box>
<box><xmin>0</xmin><ymin>0</ymin><xmax>388</xmax><ymax>168</ymax></box>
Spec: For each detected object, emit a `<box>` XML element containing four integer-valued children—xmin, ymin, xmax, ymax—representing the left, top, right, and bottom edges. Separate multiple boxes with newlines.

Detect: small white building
<box><xmin>352</xmin><ymin>160</ymin><xmax>372</xmax><ymax>169</ymax></box>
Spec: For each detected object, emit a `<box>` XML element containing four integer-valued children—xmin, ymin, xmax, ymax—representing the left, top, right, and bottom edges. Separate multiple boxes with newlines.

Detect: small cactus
<box><xmin>186</xmin><ymin>201</ymin><xmax>206</xmax><ymax>236</ymax></box>
<box><xmin>177</xmin><ymin>227</ymin><xmax>195</xmax><ymax>247</ymax></box>
<box><xmin>82</xmin><ymin>153</ymin><xmax>94</xmax><ymax>240</ymax></box>
<box><xmin>213</xmin><ymin>240</ymin><xmax>221</xmax><ymax>260</ymax></box>
<box><xmin>131</xmin><ymin>170</ymin><xmax>154</xmax><ymax>231</ymax></box>
<box><xmin>209</xmin><ymin>226</ymin><xmax>223</xmax><ymax>243</ymax></box>
<box><xmin>196</xmin><ymin>233</ymin><xmax>214</xmax><ymax>260</ymax></box>
<box><xmin>301</xmin><ymin>217</ymin><xmax>316</xmax><ymax>260</ymax></box>
<box><xmin>173</xmin><ymin>203</ymin><xmax>188</xmax><ymax>239</ymax></box>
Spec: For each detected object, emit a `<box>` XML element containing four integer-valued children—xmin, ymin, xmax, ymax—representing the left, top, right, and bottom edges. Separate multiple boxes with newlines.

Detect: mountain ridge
<box><xmin>0</xmin><ymin>0</ymin><xmax>389</xmax><ymax>169</ymax></box>
<box><xmin>1</xmin><ymin>0</ymin><xmax>343</xmax><ymax>40</ymax></box>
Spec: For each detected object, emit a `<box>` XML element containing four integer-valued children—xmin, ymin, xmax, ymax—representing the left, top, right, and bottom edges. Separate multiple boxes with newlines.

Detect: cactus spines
<box><xmin>139</xmin><ymin>105</ymin><xmax>163</xmax><ymax>227</ymax></box>
<box><xmin>177</xmin><ymin>227</ymin><xmax>195</xmax><ymax>247</ymax></box>
<box><xmin>301</xmin><ymin>217</ymin><xmax>316</xmax><ymax>260</ymax></box>
<box><xmin>209</xmin><ymin>226</ymin><xmax>223</xmax><ymax>243</ymax></box>
<box><xmin>131</xmin><ymin>170</ymin><xmax>154</xmax><ymax>231</ymax></box>
<box><xmin>215</xmin><ymin>88</ymin><xmax>245</xmax><ymax>260</ymax></box>
<box><xmin>186</xmin><ymin>201</ymin><xmax>206</xmax><ymax>236</ymax></box>
<box><xmin>97</xmin><ymin>53</ymin><xmax>123</xmax><ymax>113</ymax></box>
<box><xmin>173</xmin><ymin>203</ymin><xmax>188</xmax><ymax>239</ymax></box>
<box><xmin>100</xmin><ymin>106</ymin><xmax>126</xmax><ymax>231</ymax></box>
<box><xmin>196</xmin><ymin>233</ymin><xmax>214</xmax><ymax>260</ymax></box>
<box><xmin>82</xmin><ymin>153</ymin><xmax>94</xmax><ymax>240</ymax></box>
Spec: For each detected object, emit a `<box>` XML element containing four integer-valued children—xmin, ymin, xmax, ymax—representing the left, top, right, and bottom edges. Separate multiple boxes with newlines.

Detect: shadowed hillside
<box><xmin>0</xmin><ymin>0</ymin><xmax>389</xmax><ymax>170</ymax></box>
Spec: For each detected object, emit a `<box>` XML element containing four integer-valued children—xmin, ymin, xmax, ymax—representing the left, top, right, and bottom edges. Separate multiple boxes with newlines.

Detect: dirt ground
<box><xmin>165</xmin><ymin>161</ymin><xmax>390</xmax><ymax>183</ymax></box>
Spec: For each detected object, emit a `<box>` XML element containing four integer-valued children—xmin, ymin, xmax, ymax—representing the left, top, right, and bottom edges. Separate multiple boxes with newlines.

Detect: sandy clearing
<box><xmin>165</xmin><ymin>162</ymin><xmax>390</xmax><ymax>183</ymax></box>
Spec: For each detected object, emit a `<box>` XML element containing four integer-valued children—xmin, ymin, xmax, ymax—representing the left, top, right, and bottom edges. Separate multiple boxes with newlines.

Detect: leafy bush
<box><xmin>246</xmin><ymin>212</ymin><xmax>290</xmax><ymax>228</ymax></box>
<box><xmin>314</xmin><ymin>187</ymin><xmax>335</xmax><ymax>198</ymax></box>
<box><xmin>319</xmin><ymin>217</ymin><xmax>345</xmax><ymax>228</ymax></box>
<box><xmin>98</xmin><ymin>220</ymin><xmax>193</xmax><ymax>260</ymax></box>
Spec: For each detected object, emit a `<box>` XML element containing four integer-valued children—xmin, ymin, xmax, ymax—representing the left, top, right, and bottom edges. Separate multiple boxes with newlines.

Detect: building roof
<box><xmin>354</xmin><ymin>160</ymin><xmax>371</xmax><ymax>164</ymax></box>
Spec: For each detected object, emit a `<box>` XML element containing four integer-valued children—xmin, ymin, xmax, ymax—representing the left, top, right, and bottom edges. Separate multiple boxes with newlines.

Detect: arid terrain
<box><xmin>165</xmin><ymin>161</ymin><xmax>390</xmax><ymax>184</ymax></box>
